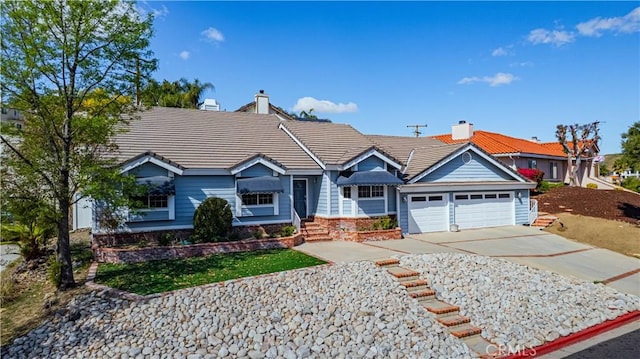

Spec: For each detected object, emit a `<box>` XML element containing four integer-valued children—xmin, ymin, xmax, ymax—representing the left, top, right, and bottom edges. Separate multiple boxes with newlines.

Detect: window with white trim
<box><xmin>241</xmin><ymin>193</ymin><xmax>274</xmax><ymax>206</ymax></box>
<box><xmin>343</xmin><ymin>187</ymin><xmax>351</xmax><ymax>199</ymax></box>
<box><xmin>527</xmin><ymin>159</ymin><xmax>537</xmax><ymax>169</ymax></box>
<box><xmin>358</xmin><ymin>185</ymin><xmax>384</xmax><ymax>198</ymax></box>
<box><xmin>132</xmin><ymin>194</ymin><xmax>169</xmax><ymax>209</ymax></box>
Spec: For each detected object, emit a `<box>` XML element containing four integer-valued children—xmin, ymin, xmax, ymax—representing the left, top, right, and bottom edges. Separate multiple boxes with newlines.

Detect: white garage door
<box><xmin>408</xmin><ymin>194</ymin><xmax>448</xmax><ymax>233</ymax></box>
<box><xmin>454</xmin><ymin>192</ymin><xmax>513</xmax><ymax>229</ymax></box>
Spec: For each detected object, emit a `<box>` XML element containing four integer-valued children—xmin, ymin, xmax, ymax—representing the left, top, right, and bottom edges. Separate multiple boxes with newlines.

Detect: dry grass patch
<box><xmin>545</xmin><ymin>213</ymin><xmax>640</xmax><ymax>258</ymax></box>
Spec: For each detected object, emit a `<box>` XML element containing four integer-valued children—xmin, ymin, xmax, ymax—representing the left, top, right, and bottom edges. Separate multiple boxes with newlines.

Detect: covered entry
<box><xmin>408</xmin><ymin>194</ymin><xmax>448</xmax><ymax>233</ymax></box>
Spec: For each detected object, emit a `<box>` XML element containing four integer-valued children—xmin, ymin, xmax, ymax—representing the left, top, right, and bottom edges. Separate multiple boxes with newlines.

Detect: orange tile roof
<box><xmin>432</xmin><ymin>130</ymin><xmax>567</xmax><ymax>157</ymax></box>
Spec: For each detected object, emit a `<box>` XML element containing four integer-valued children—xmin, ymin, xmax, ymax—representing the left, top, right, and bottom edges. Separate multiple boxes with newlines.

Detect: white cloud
<box><xmin>457</xmin><ymin>72</ymin><xmax>518</xmax><ymax>87</ymax></box>
<box><xmin>202</xmin><ymin>27</ymin><xmax>225</xmax><ymax>43</ymax></box>
<box><xmin>179</xmin><ymin>51</ymin><xmax>190</xmax><ymax>60</ymax></box>
<box><xmin>136</xmin><ymin>1</ymin><xmax>169</xmax><ymax>20</ymax></box>
<box><xmin>292</xmin><ymin>97</ymin><xmax>358</xmax><ymax>114</ymax></box>
<box><xmin>491</xmin><ymin>47</ymin><xmax>510</xmax><ymax>56</ymax></box>
<box><xmin>510</xmin><ymin>61</ymin><xmax>534</xmax><ymax>68</ymax></box>
<box><xmin>527</xmin><ymin>28</ymin><xmax>575</xmax><ymax>46</ymax></box>
<box><xmin>576</xmin><ymin>6</ymin><xmax>640</xmax><ymax>37</ymax></box>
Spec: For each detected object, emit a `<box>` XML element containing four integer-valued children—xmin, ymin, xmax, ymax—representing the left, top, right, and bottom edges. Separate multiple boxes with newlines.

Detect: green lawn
<box><xmin>94</xmin><ymin>249</ymin><xmax>326</xmax><ymax>295</ymax></box>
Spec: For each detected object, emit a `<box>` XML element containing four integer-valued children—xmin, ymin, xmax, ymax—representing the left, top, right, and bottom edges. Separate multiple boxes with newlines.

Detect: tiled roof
<box><xmin>368</xmin><ymin>135</ymin><xmax>467</xmax><ymax>179</ymax></box>
<box><xmin>281</xmin><ymin>121</ymin><xmax>393</xmax><ymax>165</ymax></box>
<box><xmin>112</xmin><ymin>107</ymin><xmax>320</xmax><ymax>170</ymax></box>
<box><xmin>432</xmin><ymin>130</ymin><xmax>567</xmax><ymax>157</ymax></box>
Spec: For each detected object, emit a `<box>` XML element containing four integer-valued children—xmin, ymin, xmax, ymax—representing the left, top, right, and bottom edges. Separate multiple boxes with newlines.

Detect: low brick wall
<box><xmin>353</xmin><ymin>228</ymin><xmax>402</xmax><ymax>242</ymax></box>
<box><xmin>95</xmin><ymin>233</ymin><xmax>304</xmax><ymax>264</ymax></box>
<box><xmin>309</xmin><ymin>216</ymin><xmax>401</xmax><ymax>241</ymax></box>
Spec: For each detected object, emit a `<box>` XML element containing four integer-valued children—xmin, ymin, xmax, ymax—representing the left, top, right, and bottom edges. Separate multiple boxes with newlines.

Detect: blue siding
<box><xmin>387</xmin><ymin>187</ymin><xmax>397</xmax><ymax>213</ymax></box>
<box><xmin>130</xmin><ymin>162</ymin><xmax>167</xmax><ymax>177</ymax></box>
<box><xmin>129</xmin><ymin>210</ymin><xmax>170</xmax><ymax>222</ymax></box>
<box><xmin>358</xmin><ymin>156</ymin><xmax>385</xmax><ymax>171</ymax></box>
<box><xmin>342</xmin><ymin>200</ymin><xmax>353</xmax><ymax>215</ymax></box>
<box><xmin>329</xmin><ymin>171</ymin><xmax>340</xmax><ymax>216</ymax></box>
<box><xmin>358</xmin><ymin>199</ymin><xmax>385</xmax><ymax>215</ymax></box>
<box><xmin>515</xmin><ymin>190</ymin><xmax>530</xmax><ymax>224</ymax></box>
<box><xmin>240</xmin><ymin>206</ymin><xmax>274</xmax><ymax>217</ymax></box>
<box><xmin>418</xmin><ymin>151</ymin><xmax>512</xmax><ymax>182</ymax></box>
<box><xmin>399</xmin><ymin>197</ymin><xmax>409</xmax><ymax>232</ymax></box>
<box><xmin>317</xmin><ymin>174</ymin><xmax>328</xmax><ymax>215</ymax></box>
<box><xmin>241</xmin><ymin>163</ymin><xmax>274</xmax><ymax>177</ymax></box>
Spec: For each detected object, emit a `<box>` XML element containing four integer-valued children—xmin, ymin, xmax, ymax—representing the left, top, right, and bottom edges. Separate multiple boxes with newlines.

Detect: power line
<box><xmin>406</xmin><ymin>124</ymin><xmax>428</xmax><ymax>137</ymax></box>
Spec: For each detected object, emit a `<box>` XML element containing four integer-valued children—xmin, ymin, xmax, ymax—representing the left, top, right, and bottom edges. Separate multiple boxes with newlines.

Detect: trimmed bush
<box><xmin>192</xmin><ymin>197</ymin><xmax>233</xmax><ymax>242</ymax></box>
<box><xmin>586</xmin><ymin>183</ymin><xmax>598</xmax><ymax>189</ymax></box>
<box><xmin>280</xmin><ymin>225</ymin><xmax>296</xmax><ymax>237</ymax></box>
<box><xmin>621</xmin><ymin>177</ymin><xmax>640</xmax><ymax>193</ymax></box>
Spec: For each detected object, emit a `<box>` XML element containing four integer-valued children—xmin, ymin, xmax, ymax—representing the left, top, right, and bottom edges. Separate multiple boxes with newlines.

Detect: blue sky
<box><xmin>140</xmin><ymin>1</ymin><xmax>639</xmax><ymax>155</ymax></box>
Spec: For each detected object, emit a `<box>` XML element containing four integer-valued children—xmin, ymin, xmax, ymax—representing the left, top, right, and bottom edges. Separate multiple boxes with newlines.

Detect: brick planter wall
<box><xmin>93</xmin><ymin>223</ymin><xmax>293</xmax><ymax>247</ymax></box>
<box><xmin>309</xmin><ymin>216</ymin><xmax>401</xmax><ymax>242</ymax></box>
<box><xmin>95</xmin><ymin>233</ymin><xmax>304</xmax><ymax>264</ymax></box>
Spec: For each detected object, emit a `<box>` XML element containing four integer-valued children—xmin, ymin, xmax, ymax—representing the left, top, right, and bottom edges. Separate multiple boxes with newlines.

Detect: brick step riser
<box><xmin>395</xmin><ymin>275</ymin><xmax>420</xmax><ymax>283</ymax></box>
<box><xmin>304</xmin><ymin>237</ymin><xmax>333</xmax><ymax>242</ymax></box>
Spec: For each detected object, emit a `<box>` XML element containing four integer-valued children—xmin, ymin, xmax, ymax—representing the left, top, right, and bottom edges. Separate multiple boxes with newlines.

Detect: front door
<box><xmin>293</xmin><ymin>179</ymin><xmax>308</xmax><ymax>218</ymax></box>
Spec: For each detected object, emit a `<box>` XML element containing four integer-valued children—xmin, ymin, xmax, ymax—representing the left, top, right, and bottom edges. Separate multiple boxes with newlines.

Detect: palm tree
<box><xmin>181</xmin><ymin>78</ymin><xmax>214</xmax><ymax>109</ymax></box>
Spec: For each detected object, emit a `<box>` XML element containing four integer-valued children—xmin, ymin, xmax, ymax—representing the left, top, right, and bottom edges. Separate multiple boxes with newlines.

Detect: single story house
<box><xmin>85</xmin><ymin>96</ymin><xmax>537</xmax><ymax>240</ymax></box>
<box><xmin>432</xmin><ymin>121</ymin><xmax>600</xmax><ymax>187</ymax></box>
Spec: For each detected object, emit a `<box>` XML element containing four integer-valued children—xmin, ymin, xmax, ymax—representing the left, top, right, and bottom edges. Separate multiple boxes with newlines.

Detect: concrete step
<box><xmin>422</xmin><ymin>300</ymin><xmax>460</xmax><ymax>317</ymax></box>
<box><xmin>463</xmin><ymin>335</ymin><xmax>498</xmax><ymax>358</ymax></box>
<box><xmin>386</xmin><ymin>267</ymin><xmax>421</xmax><ymax>282</ymax></box>
<box><xmin>304</xmin><ymin>229</ymin><xmax>330</xmax><ymax>236</ymax></box>
<box><xmin>374</xmin><ymin>258</ymin><xmax>400</xmax><ymax>268</ymax></box>
<box><xmin>304</xmin><ymin>235</ymin><xmax>333</xmax><ymax>242</ymax></box>
<box><xmin>449</xmin><ymin>323</ymin><xmax>483</xmax><ymax>338</ymax></box>
<box><xmin>400</xmin><ymin>279</ymin><xmax>430</xmax><ymax>292</ymax></box>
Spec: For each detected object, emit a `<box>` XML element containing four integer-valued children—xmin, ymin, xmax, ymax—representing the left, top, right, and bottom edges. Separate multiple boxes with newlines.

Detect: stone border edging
<box><xmin>501</xmin><ymin>310</ymin><xmax>640</xmax><ymax>359</ymax></box>
<box><xmin>85</xmin><ymin>261</ymin><xmax>334</xmax><ymax>302</ymax></box>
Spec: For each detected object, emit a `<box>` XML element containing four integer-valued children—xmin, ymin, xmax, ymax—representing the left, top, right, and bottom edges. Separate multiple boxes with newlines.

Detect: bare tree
<box><xmin>556</xmin><ymin>122</ymin><xmax>601</xmax><ymax>187</ymax></box>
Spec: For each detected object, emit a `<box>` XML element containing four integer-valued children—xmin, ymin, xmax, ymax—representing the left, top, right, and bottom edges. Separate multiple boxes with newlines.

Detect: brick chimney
<box><xmin>452</xmin><ymin>120</ymin><xmax>474</xmax><ymax>140</ymax></box>
<box><xmin>255</xmin><ymin>90</ymin><xmax>269</xmax><ymax>114</ymax></box>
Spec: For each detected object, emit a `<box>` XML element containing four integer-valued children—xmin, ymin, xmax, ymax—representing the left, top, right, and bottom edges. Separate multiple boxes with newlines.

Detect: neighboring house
<box><xmin>86</xmin><ymin>106</ymin><xmax>536</xmax><ymax>239</ymax></box>
<box><xmin>433</xmin><ymin>121</ymin><xmax>599</xmax><ymax>187</ymax></box>
<box><xmin>234</xmin><ymin>90</ymin><xmax>296</xmax><ymax>120</ymax></box>
<box><xmin>0</xmin><ymin>107</ymin><xmax>25</xmax><ymax>130</ymax></box>
<box><xmin>235</xmin><ymin>90</ymin><xmax>331</xmax><ymax>122</ymax></box>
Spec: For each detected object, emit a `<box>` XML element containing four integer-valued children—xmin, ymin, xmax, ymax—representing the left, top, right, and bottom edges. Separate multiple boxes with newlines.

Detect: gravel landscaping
<box><xmin>3</xmin><ymin>254</ymin><xmax>638</xmax><ymax>358</ymax></box>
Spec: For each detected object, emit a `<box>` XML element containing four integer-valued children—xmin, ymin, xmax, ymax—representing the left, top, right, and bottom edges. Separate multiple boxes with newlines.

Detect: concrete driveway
<box><xmin>294</xmin><ymin>226</ymin><xmax>640</xmax><ymax>296</ymax></box>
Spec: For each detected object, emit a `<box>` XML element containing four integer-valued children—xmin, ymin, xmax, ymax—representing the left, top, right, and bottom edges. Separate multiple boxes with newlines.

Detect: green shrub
<box><xmin>48</xmin><ymin>256</ymin><xmax>61</xmax><ymax>287</ymax></box>
<box><xmin>192</xmin><ymin>197</ymin><xmax>233</xmax><ymax>243</ymax></box>
<box><xmin>586</xmin><ymin>183</ymin><xmax>598</xmax><ymax>189</ymax></box>
<box><xmin>621</xmin><ymin>177</ymin><xmax>640</xmax><ymax>193</ymax></box>
<box><xmin>228</xmin><ymin>231</ymin><xmax>240</xmax><ymax>241</ymax></box>
<box><xmin>251</xmin><ymin>229</ymin><xmax>264</xmax><ymax>239</ymax></box>
<box><xmin>280</xmin><ymin>225</ymin><xmax>296</xmax><ymax>237</ymax></box>
<box><xmin>1</xmin><ymin>223</ymin><xmax>47</xmax><ymax>260</ymax></box>
<box><xmin>158</xmin><ymin>232</ymin><xmax>176</xmax><ymax>246</ymax></box>
<box><xmin>373</xmin><ymin>216</ymin><xmax>397</xmax><ymax>230</ymax></box>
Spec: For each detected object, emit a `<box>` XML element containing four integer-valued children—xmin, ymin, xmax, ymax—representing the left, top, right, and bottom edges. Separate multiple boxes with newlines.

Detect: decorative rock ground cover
<box><xmin>3</xmin><ymin>254</ymin><xmax>638</xmax><ymax>358</ymax></box>
<box><xmin>401</xmin><ymin>253</ymin><xmax>640</xmax><ymax>351</ymax></box>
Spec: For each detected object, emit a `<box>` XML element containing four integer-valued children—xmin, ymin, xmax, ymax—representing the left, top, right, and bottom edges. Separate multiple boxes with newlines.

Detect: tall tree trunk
<box><xmin>57</xmin><ymin>194</ymin><xmax>75</xmax><ymax>288</ymax></box>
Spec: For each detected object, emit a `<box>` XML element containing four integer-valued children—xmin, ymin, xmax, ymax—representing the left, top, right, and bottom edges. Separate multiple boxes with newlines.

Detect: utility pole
<box><xmin>406</xmin><ymin>124</ymin><xmax>428</xmax><ymax>137</ymax></box>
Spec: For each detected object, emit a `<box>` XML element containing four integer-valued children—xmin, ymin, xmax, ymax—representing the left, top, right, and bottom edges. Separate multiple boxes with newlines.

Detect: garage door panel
<box><xmin>408</xmin><ymin>194</ymin><xmax>448</xmax><ymax>233</ymax></box>
<box><xmin>454</xmin><ymin>192</ymin><xmax>513</xmax><ymax>229</ymax></box>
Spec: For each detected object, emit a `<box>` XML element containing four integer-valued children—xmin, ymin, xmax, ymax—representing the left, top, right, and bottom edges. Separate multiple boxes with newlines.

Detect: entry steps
<box><xmin>301</xmin><ymin>221</ymin><xmax>333</xmax><ymax>242</ymax></box>
<box><xmin>375</xmin><ymin>258</ymin><xmax>499</xmax><ymax>358</ymax></box>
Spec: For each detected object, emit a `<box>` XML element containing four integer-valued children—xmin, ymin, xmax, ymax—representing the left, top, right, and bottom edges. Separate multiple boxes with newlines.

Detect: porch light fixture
<box><xmin>517</xmin><ymin>192</ymin><xmax>522</xmax><ymax>199</ymax></box>
<box><xmin>402</xmin><ymin>196</ymin><xmax>408</xmax><ymax>203</ymax></box>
